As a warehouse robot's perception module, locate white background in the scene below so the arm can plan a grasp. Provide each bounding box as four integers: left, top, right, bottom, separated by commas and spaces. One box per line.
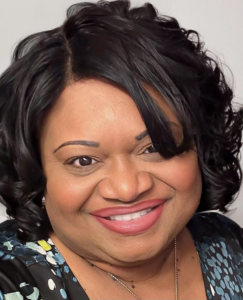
0, 0, 242, 225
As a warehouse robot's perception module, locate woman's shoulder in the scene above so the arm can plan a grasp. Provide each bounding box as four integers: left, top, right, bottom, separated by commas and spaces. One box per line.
188, 211, 243, 251
0, 219, 41, 258
0, 219, 89, 299
0, 218, 19, 239
188, 211, 243, 246
0, 219, 65, 267
193, 211, 242, 227
188, 212, 243, 299
0, 219, 26, 256
0, 220, 41, 298
0, 219, 68, 299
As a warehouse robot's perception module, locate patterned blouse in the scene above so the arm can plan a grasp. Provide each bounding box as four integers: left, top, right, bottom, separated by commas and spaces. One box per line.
0, 212, 242, 300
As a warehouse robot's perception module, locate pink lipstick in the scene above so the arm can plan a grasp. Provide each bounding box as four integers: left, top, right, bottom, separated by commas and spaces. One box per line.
91, 199, 165, 235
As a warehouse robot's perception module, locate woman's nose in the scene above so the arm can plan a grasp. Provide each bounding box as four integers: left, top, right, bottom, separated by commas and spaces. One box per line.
98, 159, 153, 202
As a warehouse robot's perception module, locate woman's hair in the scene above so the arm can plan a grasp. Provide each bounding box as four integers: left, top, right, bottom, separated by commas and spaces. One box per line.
0, 0, 242, 241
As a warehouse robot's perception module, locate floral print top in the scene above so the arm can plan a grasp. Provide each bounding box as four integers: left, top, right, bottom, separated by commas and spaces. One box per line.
0, 212, 242, 300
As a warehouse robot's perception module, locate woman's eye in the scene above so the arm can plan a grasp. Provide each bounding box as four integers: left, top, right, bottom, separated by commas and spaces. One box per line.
144, 145, 158, 154
71, 156, 97, 167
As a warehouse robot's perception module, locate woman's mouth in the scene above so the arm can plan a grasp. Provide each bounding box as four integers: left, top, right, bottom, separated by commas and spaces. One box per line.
91, 199, 165, 235
106, 207, 154, 221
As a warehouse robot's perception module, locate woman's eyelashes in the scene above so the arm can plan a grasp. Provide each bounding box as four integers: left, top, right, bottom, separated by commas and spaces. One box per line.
65, 156, 99, 168
64, 144, 160, 168
143, 144, 157, 154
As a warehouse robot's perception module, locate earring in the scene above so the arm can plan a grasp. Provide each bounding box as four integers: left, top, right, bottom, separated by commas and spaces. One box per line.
42, 196, 45, 208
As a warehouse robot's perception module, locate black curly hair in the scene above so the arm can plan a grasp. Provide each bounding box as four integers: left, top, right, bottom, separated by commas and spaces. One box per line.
0, 0, 242, 242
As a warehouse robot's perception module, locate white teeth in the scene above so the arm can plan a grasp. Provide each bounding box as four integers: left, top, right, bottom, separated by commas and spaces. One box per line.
109, 208, 152, 221
114, 215, 123, 221
122, 214, 132, 221
140, 209, 147, 216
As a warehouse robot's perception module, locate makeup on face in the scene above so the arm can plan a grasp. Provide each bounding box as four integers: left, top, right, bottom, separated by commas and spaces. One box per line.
53, 130, 148, 154
41, 79, 202, 264
91, 198, 166, 235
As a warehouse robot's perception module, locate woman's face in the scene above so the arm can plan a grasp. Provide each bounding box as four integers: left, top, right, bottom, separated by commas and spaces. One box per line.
40, 79, 202, 264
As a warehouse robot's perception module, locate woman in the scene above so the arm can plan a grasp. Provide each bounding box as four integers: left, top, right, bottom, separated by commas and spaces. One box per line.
0, 0, 242, 299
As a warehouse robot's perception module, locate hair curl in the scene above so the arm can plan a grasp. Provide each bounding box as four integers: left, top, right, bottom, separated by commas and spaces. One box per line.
0, 0, 242, 241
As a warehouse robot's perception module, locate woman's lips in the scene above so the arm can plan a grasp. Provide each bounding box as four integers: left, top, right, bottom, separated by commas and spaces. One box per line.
91, 198, 166, 217
91, 199, 165, 235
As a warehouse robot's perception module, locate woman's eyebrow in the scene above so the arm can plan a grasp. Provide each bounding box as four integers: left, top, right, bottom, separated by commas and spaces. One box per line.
53, 130, 148, 154
53, 140, 99, 154
135, 130, 148, 141
135, 123, 182, 142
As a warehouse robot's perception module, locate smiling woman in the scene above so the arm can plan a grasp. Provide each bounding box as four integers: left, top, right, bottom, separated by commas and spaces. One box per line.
41, 80, 202, 266
0, 1, 243, 300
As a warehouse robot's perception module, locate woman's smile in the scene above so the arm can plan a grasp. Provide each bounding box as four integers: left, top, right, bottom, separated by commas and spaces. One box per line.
40, 79, 202, 264
91, 198, 167, 235
92, 203, 165, 235
106, 207, 154, 221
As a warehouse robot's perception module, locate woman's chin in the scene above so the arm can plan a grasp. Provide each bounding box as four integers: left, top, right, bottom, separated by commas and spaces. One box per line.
103, 245, 162, 266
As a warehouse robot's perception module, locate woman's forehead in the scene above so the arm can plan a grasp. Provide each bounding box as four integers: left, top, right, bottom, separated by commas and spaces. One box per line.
40, 79, 144, 148
40, 79, 180, 149
50, 79, 179, 124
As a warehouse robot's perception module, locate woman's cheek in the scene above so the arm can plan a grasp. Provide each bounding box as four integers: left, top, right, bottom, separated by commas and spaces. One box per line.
153, 151, 202, 194
45, 171, 99, 213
